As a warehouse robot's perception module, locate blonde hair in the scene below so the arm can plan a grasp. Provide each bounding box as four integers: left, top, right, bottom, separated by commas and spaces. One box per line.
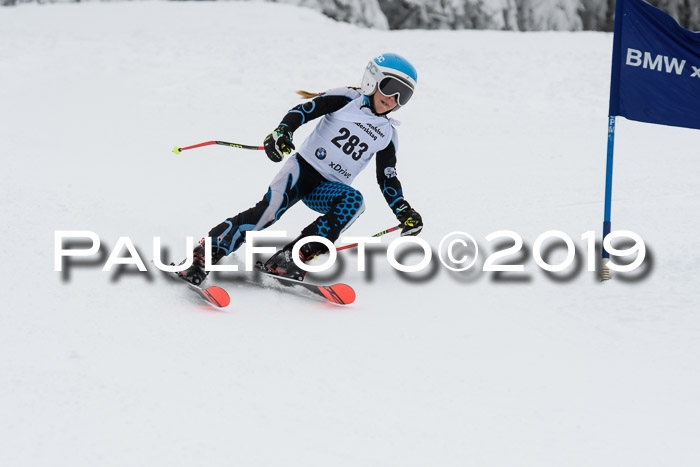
296, 86, 361, 100
296, 90, 320, 99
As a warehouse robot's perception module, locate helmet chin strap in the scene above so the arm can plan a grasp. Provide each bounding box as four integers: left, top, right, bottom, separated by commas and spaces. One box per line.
362, 93, 394, 116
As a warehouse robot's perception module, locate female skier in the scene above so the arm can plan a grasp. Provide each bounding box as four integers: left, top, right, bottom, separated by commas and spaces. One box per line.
178, 53, 424, 285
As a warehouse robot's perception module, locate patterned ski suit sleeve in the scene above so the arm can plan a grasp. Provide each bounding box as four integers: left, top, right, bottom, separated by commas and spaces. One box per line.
279, 89, 354, 132
375, 135, 406, 215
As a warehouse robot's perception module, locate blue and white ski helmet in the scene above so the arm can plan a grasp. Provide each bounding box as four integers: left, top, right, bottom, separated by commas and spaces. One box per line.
361, 53, 417, 108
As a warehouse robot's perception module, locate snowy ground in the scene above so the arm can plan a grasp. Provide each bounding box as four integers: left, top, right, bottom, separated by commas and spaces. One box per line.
2, 2, 700, 466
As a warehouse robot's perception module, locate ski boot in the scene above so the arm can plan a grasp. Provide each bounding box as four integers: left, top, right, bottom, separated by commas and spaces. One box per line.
176, 238, 225, 286
261, 237, 329, 281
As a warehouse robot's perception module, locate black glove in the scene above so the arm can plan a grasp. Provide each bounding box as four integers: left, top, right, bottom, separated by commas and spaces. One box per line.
263, 125, 295, 162
395, 201, 423, 237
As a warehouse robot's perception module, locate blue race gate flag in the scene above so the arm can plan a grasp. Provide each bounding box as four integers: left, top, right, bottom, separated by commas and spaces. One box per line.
602, 0, 700, 280
609, 0, 700, 130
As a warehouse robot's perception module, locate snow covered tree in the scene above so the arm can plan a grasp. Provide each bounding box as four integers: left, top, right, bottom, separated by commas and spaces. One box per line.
270, 0, 389, 29
3, 0, 699, 32
516, 0, 583, 30
378, 0, 518, 30
579, 0, 612, 30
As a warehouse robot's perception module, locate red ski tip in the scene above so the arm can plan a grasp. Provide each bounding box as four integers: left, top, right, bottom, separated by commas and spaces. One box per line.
318, 283, 356, 305
201, 286, 231, 307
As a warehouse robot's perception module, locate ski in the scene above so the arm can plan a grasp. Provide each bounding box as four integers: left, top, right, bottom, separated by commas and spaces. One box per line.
253, 263, 356, 305
184, 282, 231, 308
159, 263, 231, 308
156, 260, 350, 307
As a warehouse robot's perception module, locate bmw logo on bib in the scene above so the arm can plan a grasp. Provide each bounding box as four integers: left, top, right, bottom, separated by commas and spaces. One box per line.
315, 147, 327, 160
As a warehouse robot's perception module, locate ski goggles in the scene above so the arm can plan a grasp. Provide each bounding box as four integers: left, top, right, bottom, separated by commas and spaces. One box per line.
377, 76, 414, 106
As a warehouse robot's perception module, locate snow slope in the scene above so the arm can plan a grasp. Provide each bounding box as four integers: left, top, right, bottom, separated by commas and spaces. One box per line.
1, 2, 700, 466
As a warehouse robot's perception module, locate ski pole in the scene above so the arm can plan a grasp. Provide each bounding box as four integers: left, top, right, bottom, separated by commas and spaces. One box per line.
173, 140, 264, 155
305, 225, 401, 261
337, 225, 402, 252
